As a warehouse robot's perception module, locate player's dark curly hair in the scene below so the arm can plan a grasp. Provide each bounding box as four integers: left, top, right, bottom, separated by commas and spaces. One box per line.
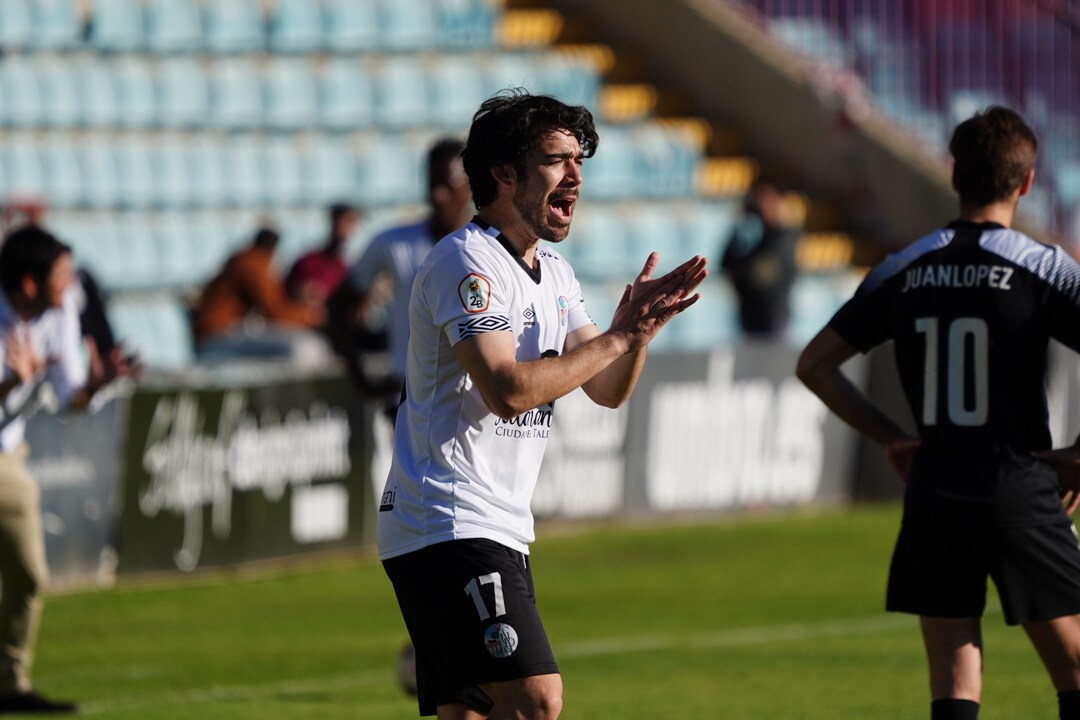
462, 88, 598, 208
0, 225, 70, 298
949, 106, 1037, 207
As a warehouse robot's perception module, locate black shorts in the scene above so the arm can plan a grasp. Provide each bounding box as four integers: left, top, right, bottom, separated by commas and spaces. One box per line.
382, 539, 559, 717
887, 496, 1080, 626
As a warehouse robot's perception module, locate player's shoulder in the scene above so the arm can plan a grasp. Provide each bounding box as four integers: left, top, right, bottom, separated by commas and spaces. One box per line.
858, 227, 954, 295
978, 227, 1079, 284
419, 223, 501, 276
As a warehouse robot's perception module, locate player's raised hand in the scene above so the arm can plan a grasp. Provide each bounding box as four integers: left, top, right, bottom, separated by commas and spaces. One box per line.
609, 253, 708, 350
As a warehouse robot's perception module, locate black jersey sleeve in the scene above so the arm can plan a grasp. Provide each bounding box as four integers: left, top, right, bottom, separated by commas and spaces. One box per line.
828, 278, 893, 353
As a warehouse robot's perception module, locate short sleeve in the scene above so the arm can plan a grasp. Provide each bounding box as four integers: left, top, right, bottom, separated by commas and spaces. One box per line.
424, 248, 512, 346
827, 277, 893, 353
565, 274, 594, 334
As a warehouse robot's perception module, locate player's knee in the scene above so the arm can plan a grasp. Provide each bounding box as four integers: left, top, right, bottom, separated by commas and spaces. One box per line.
521, 686, 562, 720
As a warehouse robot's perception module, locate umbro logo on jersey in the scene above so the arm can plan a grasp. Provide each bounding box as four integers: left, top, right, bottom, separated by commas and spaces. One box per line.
523, 307, 536, 328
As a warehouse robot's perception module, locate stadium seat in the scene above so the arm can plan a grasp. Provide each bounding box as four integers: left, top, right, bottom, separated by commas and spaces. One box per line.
261, 136, 304, 206
264, 57, 318, 130
187, 136, 229, 207
153, 135, 194, 208
373, 55, 430, 129
304, 134, 361, 205
318, 57, 376, 130
534, 53, 600, 109
203, 0, 265, 54
428, 53, 489, 129
152, 214, 201, 287
2, 137, 47, 200
37, 55, 80, 128
0, 54, 43, 127
156, 57, 210, 128
270, 0, 324, 53
210, 57, 264, 130
146, 0, 202, 54
582, 125, 636, 200
436, 0, 497, 50
379, 0, 438, 51
31, 0, 81, 50
109, 213, 158, 289
680, 200, 739, 261
356, 133, 423, 205
40, 134, 83, 208
114, 136, 156, 209
76, 58, 119, 128
0, 0, 33, 48
185, 211, 235, 282
112, 56, 156, 128
323, 0, 379, 52
223, 134, 264, 207
89, 0, 144, 52
108, 294, 195, 370
73, 212, 125, 288
77, 136, 121, 208
482, 52, 543, 99
633, 125, 701, 199
568, 204, 630, 280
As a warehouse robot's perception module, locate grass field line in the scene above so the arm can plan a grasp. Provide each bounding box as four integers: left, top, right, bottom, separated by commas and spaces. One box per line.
559, 613, 917, 658
76, 613, 919, 714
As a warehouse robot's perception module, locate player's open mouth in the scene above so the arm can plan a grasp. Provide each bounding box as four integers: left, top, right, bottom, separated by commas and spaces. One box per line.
549, 196, 575, 223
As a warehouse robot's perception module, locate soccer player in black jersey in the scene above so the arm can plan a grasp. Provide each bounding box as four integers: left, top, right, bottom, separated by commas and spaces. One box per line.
798, 107, 1080, 720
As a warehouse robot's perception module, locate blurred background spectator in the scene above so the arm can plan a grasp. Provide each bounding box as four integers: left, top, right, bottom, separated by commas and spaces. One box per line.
284, 202, 361, 306
720, 179, 800, 339
327, 137, 471, 412
192, 227, 328, 365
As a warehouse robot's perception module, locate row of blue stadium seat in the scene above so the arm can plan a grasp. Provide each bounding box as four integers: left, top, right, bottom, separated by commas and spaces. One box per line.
1, 131, 432, 209
100, 271, 855, 370
0, 123, 706, 211
46, 199, 736, 296
0, 51, 599, 131
0, 0, 496, 54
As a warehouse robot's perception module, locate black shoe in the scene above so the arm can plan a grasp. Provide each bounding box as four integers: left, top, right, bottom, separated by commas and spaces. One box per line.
0, 691, 77, 714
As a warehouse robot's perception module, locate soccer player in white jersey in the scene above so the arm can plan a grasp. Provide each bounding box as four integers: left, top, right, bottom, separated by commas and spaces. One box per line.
798, 107, 1080, 720
377, 90, 708, 719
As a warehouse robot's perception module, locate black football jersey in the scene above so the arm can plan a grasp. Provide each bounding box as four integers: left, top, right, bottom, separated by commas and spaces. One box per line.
830, 221, 1080, 518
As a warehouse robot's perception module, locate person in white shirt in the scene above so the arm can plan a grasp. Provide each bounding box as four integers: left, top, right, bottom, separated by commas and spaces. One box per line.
378, 89, 708, 720
330, 137, 473, 415
0, 225, 136, 715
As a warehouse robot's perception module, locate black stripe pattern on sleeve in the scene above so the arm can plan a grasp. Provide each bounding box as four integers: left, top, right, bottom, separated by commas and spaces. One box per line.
458, 315, 512, 338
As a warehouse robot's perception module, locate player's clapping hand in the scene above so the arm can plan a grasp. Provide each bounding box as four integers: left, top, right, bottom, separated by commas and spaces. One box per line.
4, 326, 44, 383
610, 253, 708, 350
1034, 446, 1080, 514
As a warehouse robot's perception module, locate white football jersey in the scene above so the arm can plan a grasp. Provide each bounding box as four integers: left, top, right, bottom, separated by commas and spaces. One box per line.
377, 219, 594, 560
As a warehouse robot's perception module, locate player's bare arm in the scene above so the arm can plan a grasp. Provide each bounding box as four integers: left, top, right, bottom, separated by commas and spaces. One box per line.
454, 254, 707, 418
797, 326, 920, 480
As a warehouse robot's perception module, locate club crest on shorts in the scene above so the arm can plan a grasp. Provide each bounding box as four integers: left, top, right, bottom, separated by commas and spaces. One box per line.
459, 273, 492, 313
483, 623, 519, 658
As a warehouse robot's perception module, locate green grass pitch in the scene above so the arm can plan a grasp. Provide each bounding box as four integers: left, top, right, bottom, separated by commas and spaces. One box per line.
36, 503, 1057, 718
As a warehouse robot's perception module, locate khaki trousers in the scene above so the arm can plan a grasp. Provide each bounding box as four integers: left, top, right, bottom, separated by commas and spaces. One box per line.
0, 445, 47, 694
